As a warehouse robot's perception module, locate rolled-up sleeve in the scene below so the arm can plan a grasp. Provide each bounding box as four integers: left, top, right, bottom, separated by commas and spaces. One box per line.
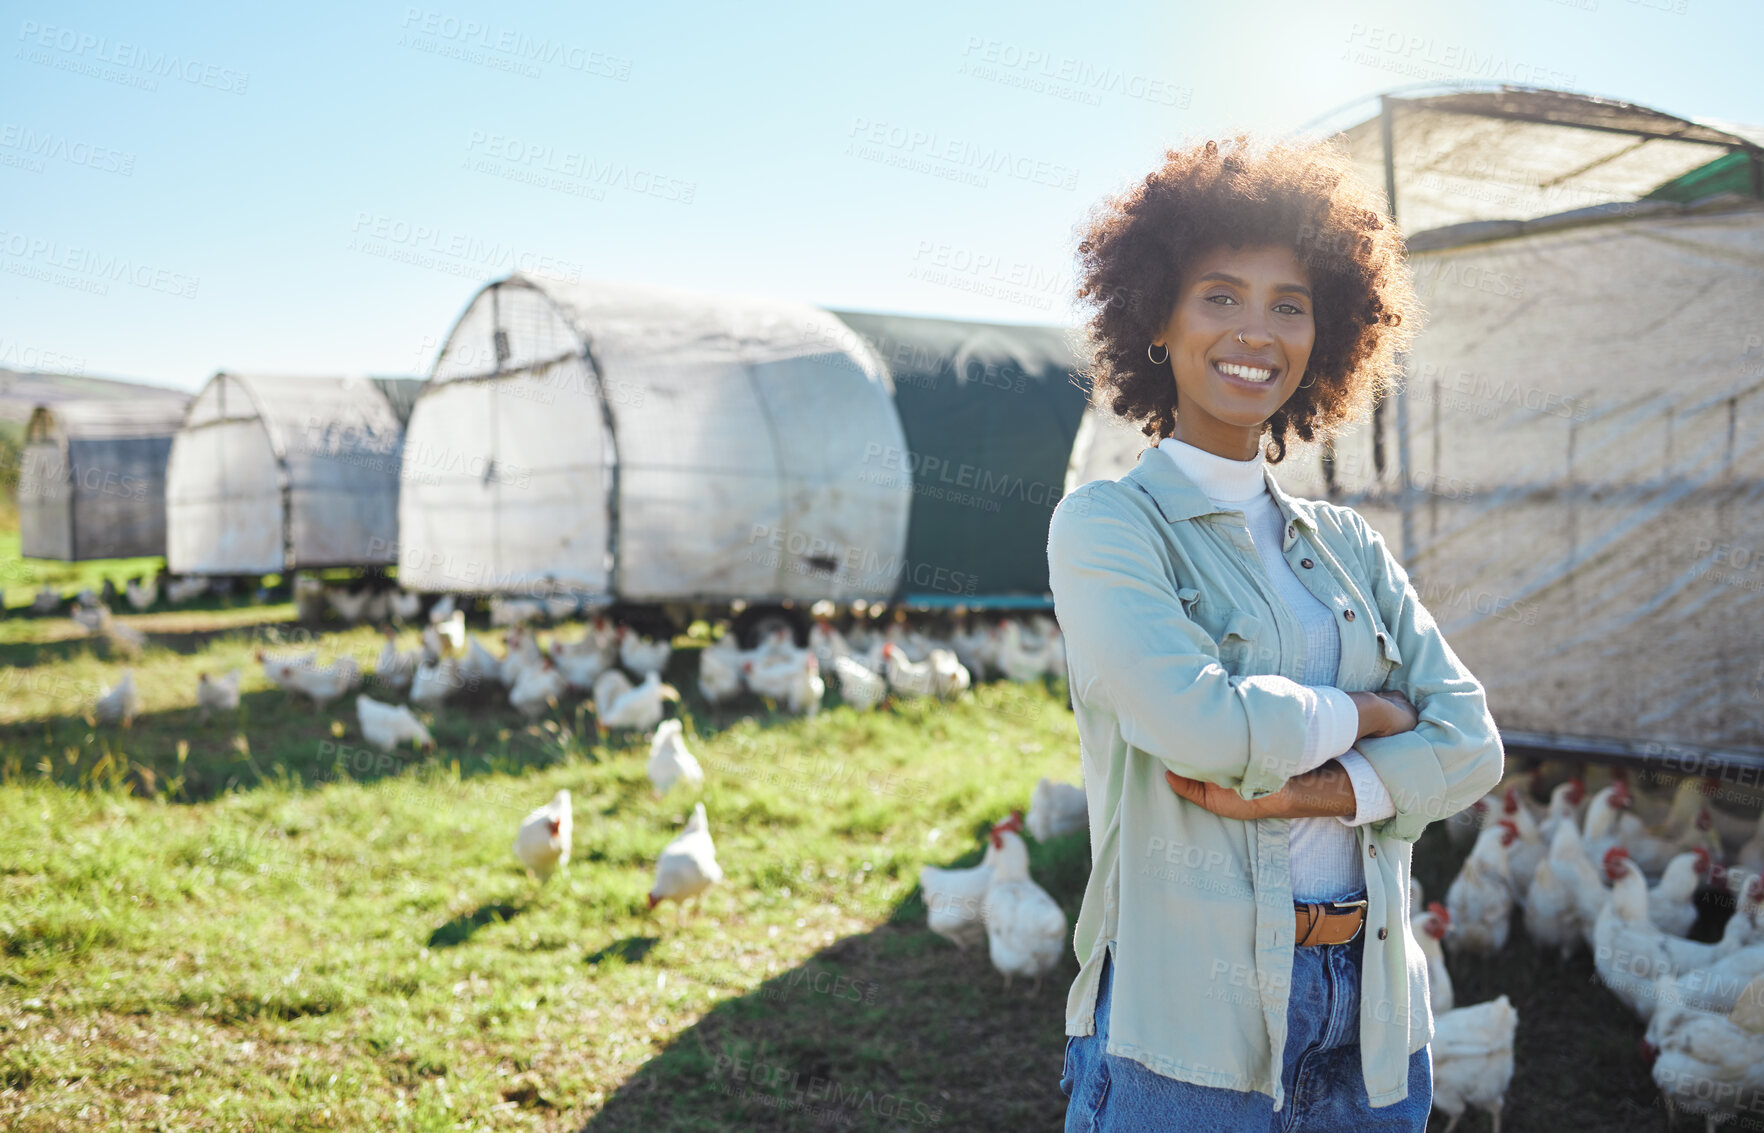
1047, 486, 1313, 802
1345, 510, 1505, 842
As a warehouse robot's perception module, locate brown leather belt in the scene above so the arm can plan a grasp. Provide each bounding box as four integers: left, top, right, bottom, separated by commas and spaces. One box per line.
1294, 899, 1368, 946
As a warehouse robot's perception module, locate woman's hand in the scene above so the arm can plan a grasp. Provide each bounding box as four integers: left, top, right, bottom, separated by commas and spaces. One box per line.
1351, 690, 1419, 739
1166, 762, 1359, 820
1163, 771, 1273, 820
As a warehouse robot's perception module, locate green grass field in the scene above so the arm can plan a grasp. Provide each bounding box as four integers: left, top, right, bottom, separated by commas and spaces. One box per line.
0, 604, 1690, 1132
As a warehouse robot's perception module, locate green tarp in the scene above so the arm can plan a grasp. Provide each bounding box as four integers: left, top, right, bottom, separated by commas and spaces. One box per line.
829, 311, 1088, 605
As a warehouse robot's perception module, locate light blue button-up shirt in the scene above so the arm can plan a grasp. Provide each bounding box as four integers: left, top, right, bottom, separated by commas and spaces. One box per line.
1049, 445, 1504, 1110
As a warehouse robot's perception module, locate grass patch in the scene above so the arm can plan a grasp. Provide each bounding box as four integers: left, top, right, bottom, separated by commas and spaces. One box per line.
0, 607, 1681, 1130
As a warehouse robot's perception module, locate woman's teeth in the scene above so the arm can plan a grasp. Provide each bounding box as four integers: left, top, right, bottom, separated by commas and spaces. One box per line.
1217, 361, 1275, 384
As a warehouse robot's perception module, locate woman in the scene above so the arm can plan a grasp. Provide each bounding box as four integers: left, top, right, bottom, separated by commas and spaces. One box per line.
1050, 136, 1504, 1131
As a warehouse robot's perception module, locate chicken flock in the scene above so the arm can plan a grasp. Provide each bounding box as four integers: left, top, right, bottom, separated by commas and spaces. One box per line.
1431, 765, 1764, 1132
43, 574, 1764, 1126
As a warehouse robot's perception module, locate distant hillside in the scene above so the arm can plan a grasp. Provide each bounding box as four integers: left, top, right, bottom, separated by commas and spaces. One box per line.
0, 367, 190, 427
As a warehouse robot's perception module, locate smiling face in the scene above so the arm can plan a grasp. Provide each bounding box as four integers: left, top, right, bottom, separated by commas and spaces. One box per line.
1150, 243, 1316, 460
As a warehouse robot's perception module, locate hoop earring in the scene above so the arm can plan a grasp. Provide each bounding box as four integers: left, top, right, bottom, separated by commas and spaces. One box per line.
1147, 343, 1169, 365
1296, 372, 1316, 389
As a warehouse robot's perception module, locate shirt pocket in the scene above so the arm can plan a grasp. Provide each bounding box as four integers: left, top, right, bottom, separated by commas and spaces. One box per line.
1215, 608, 1264, 675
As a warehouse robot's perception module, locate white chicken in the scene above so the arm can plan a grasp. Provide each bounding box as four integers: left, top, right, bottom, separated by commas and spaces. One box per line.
196, 669, 241, 721
619, 625, 673, 678
1619, 803, 1722, 881
166, 575, 209, 604
1646, 972, 1764, 1131
499, 626, 542, 689
427, 593, 457, 624
982, 826, 1068, 991
1429, 994, 1519, 1133
509, 655, 567, 722
286, 656, 362, 711
948, 622, 998, 682
550, 642, 608, 693
432, 608, 467, 654
647, 719, 704, 797
30, 586, 61, 614
808, 618, 850, 671
1649, 849, 1713, 940
375, 627, 421, 694
356, 694, 434, 752
920, 814, 1020, 951
648, 802, 723, 917
1595, 846, 1751, 1022
1411, 902, 1454, 1013
696, 635, 747, 705
457, 637, 501, 691
597, 671, 677, 733
1536, 776, 1586, 845
1445, 818, 1516, 955
410, 653, 460, 709
1580, 781, 1634, 866
1524, 812, 1612, 958
256, 648, 316, 698
93, 669, 139, 727
388, 589, 423, 623
513, 789, 572, 883
125, 576, 157, 611
832, 653, 888, 712
1499, 785, 1546, 900
325, 586, 372, 624
490, 595, 544, 627
1026, 778, 1088, 842
996, 619, 1062, 683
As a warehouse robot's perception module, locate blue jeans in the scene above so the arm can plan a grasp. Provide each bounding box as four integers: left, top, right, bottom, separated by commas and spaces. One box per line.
1059, 930, 1432, 1131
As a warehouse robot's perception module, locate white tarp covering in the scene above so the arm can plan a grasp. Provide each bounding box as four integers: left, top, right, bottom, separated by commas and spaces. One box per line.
1273, 200, 1764, 753
400, 276, 912, 601
166, 373, 406, 574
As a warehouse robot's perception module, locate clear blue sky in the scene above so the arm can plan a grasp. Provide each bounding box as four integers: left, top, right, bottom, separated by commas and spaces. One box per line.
5, 0, 1762, 391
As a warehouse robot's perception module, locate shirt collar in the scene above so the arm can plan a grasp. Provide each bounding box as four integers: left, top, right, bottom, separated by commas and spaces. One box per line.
1124, 437, 1319, 534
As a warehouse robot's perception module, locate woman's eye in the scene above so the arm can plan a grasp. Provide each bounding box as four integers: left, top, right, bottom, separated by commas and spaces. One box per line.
1275, 302, 1307, 316
1205, 294, 1236, 306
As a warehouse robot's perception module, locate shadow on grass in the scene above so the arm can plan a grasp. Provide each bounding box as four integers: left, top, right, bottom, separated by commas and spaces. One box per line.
578, 827, 1092, 1133
428, 901, 527, 948
588, 936, 660, 967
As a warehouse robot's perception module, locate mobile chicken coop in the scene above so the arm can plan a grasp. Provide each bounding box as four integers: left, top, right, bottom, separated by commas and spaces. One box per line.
396, 275, 913, 637
17, 395, 190, 561
1283, 85, 1764, 778
827, 311, 1094, 609
164, 373, 422, 576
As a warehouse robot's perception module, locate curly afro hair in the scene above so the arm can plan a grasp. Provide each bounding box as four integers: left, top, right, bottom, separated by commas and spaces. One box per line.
1074, 135, 1421, 462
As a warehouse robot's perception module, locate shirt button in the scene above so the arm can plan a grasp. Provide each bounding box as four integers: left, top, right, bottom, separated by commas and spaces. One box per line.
1343, 609, 1356, 622
1300, 558, 1313, 569
1377, 927, 1388, 940
1368, 844, 1377, 857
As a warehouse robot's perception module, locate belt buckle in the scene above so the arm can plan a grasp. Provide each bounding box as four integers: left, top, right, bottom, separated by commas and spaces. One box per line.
1330, 898, 1368, 943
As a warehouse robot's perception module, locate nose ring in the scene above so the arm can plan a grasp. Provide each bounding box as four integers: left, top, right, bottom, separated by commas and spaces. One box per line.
1237, 330, 1249, 345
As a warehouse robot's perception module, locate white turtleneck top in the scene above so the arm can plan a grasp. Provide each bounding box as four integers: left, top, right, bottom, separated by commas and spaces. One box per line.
1156, 436, 1396, 901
